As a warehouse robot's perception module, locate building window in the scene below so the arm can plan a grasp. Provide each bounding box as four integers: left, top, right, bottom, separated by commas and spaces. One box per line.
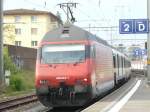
31, 28, 38, 35
15, 41, 21, 46
15, 16, 21, 22
31, 16, 37, 22
31, 41, 38, 46
15, 28, 21, 35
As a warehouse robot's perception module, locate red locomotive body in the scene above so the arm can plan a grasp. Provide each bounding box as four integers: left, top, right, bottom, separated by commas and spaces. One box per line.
35, 24, 131, 107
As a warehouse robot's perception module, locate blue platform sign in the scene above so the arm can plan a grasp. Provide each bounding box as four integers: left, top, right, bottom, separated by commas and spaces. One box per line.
119, 19, 133, 34
141, 49, 147, 55
133, 49, 147, 56
135, 19, 149, 33
119, 19, 149, 34
134, 49, 141, 56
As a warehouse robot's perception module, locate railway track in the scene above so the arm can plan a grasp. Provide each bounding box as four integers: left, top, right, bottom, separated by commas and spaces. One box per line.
0, 94, 38, 111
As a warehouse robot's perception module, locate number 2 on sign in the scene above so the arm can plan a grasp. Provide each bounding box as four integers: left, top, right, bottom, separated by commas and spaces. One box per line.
124, 24, 130, 32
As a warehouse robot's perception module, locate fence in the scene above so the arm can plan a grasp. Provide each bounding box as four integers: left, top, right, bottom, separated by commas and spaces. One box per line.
5, 45, 37, 70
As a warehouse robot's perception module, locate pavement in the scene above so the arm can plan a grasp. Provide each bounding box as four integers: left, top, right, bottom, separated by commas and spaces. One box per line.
82, 76, 150, 112
120, 78, 150, 112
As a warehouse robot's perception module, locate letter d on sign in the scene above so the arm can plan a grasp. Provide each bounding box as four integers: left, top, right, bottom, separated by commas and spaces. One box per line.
139, 24, 145, 31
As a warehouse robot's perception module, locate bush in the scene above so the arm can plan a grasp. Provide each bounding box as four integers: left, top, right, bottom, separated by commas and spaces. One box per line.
10, 74, 26, 91
3, 47, 35, 93
4, 47, 19, 74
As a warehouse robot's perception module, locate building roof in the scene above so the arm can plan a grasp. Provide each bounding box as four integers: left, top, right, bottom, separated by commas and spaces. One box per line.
4, 9, 62, 23
5, 9, 51, 15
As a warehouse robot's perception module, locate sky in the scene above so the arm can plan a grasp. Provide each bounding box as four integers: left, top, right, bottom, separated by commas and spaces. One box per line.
4, 0, 148, 46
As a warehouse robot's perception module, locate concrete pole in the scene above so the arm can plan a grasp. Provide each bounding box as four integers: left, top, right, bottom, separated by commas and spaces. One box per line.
0, 0, 4, 87
147, 0, 150, 83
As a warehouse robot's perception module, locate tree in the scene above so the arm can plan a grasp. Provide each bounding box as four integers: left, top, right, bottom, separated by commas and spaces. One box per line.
3, 24, 15, 45
3, 47, 18, 74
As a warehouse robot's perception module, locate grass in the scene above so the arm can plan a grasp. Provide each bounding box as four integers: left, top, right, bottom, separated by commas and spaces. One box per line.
1, 70, 35, 97
1, 47, 35, 98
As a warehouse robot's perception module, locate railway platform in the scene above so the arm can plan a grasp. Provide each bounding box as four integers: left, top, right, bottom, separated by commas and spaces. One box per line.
119, 78, 150, 112
82, 76, 150, 112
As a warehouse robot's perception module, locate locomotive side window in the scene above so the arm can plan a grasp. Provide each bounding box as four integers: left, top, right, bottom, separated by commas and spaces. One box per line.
41, 44, 85, 64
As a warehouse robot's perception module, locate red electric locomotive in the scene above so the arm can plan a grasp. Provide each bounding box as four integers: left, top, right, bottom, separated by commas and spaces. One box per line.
35, 23, 131, 107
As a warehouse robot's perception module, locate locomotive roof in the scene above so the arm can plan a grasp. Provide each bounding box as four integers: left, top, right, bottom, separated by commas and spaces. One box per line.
42, 24, 129, 59
42, 24, 108, 45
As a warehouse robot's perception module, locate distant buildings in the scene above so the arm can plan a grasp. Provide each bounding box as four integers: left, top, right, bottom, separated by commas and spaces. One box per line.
114, 44, 146, 60
3, 9, 62, 48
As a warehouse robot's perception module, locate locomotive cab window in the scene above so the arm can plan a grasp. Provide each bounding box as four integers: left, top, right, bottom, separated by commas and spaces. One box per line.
41, 44, 85, 64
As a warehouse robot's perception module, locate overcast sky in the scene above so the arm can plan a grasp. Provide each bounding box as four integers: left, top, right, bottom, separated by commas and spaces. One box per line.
4, 0, 148, 46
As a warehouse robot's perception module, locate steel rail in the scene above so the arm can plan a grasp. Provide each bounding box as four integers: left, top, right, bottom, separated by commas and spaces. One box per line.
0, 94, 38, 111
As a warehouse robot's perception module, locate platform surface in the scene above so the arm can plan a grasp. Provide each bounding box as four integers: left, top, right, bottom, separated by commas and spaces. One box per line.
120, 78, 150, 112
82, 76, 150, 112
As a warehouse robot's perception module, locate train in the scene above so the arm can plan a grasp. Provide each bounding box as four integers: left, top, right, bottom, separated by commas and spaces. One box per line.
35, 23, 131, 107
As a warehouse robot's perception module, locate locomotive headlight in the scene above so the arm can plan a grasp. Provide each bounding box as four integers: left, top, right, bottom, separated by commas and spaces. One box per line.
75, 78, 88, 93
39, 80, 48, 85
83, 78, 88, 82
76, 78, 88, 84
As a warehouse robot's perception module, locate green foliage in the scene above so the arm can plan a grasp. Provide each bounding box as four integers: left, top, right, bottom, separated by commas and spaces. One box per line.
3, 47, 35, 93
3, 47, 18, 74
10, 74, 25, 91
3, 24, 15, 44
8, 70, 34, 92
20, 70, 35, 89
